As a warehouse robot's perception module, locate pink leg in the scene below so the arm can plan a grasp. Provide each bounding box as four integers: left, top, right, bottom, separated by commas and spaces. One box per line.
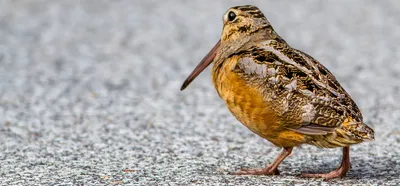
302, 146, 351, 180
231, 147, 293, 175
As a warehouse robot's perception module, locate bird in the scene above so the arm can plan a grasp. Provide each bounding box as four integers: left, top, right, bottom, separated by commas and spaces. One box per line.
180, 5, 374, 180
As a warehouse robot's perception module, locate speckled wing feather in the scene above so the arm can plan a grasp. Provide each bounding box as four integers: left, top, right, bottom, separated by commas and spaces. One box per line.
231, 39, 368, 137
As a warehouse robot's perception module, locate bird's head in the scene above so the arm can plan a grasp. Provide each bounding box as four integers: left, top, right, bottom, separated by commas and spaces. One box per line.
181, 5, 273, 91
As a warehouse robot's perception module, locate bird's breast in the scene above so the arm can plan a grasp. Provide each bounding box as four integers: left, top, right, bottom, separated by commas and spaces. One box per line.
211, 57, 281, 138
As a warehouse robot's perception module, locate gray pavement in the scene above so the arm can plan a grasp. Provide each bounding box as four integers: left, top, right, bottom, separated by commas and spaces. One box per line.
0, 0, 399, 185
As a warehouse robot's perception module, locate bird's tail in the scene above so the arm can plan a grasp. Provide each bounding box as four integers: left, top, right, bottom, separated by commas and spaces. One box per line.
309, 118, 374, 148
339, 118, 375, 141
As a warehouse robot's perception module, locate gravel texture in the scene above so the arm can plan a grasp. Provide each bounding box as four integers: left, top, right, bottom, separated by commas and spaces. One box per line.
0, 0, 399, 185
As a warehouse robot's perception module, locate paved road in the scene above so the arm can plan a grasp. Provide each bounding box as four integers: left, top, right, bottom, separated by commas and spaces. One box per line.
0, 0, 399, 185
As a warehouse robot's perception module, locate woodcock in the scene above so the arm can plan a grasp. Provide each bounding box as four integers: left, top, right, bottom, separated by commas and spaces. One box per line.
180, 5, 374, 180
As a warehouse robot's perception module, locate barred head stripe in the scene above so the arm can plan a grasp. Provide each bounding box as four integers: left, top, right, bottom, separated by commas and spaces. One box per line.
236, 6, 258, 11
232, 5, 265, 19
250, 13, 266, 18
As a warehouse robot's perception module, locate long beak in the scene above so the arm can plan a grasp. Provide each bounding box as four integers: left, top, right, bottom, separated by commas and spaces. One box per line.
180, 40, 221, 91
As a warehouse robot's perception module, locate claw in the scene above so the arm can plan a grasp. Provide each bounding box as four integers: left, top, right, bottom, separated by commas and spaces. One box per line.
301, 169, 346, 181
231, 167, 280, 175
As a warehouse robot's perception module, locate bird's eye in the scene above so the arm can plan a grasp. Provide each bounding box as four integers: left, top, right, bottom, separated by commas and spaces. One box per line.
228, 11, 236, 22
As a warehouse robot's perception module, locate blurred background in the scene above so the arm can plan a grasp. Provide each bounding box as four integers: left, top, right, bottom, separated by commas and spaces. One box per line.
0, 0, 399, 185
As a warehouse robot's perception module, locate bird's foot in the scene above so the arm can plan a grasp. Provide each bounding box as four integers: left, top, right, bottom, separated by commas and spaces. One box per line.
301, 166, 348, 180
231, 167, 280, 175
301, 146, 351, 180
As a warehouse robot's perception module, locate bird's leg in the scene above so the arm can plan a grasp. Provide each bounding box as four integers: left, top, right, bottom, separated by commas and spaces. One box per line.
231, 147, 293, 175
301, 146, 351, 180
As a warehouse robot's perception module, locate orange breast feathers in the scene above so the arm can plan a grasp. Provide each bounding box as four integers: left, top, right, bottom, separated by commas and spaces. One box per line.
212, 57, 307, 147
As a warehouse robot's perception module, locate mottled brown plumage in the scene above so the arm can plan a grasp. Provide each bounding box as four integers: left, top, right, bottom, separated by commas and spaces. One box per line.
181, 5, 374, 180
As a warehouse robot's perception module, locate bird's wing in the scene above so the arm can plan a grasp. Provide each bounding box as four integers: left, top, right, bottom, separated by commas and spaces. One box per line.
231, 39, 363, 135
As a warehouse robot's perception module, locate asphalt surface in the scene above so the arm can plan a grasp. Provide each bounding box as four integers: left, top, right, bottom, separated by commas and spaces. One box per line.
0, 0, 400, 185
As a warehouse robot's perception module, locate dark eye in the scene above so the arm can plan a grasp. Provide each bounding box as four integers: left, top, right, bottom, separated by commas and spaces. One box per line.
228, 11, 236, 22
